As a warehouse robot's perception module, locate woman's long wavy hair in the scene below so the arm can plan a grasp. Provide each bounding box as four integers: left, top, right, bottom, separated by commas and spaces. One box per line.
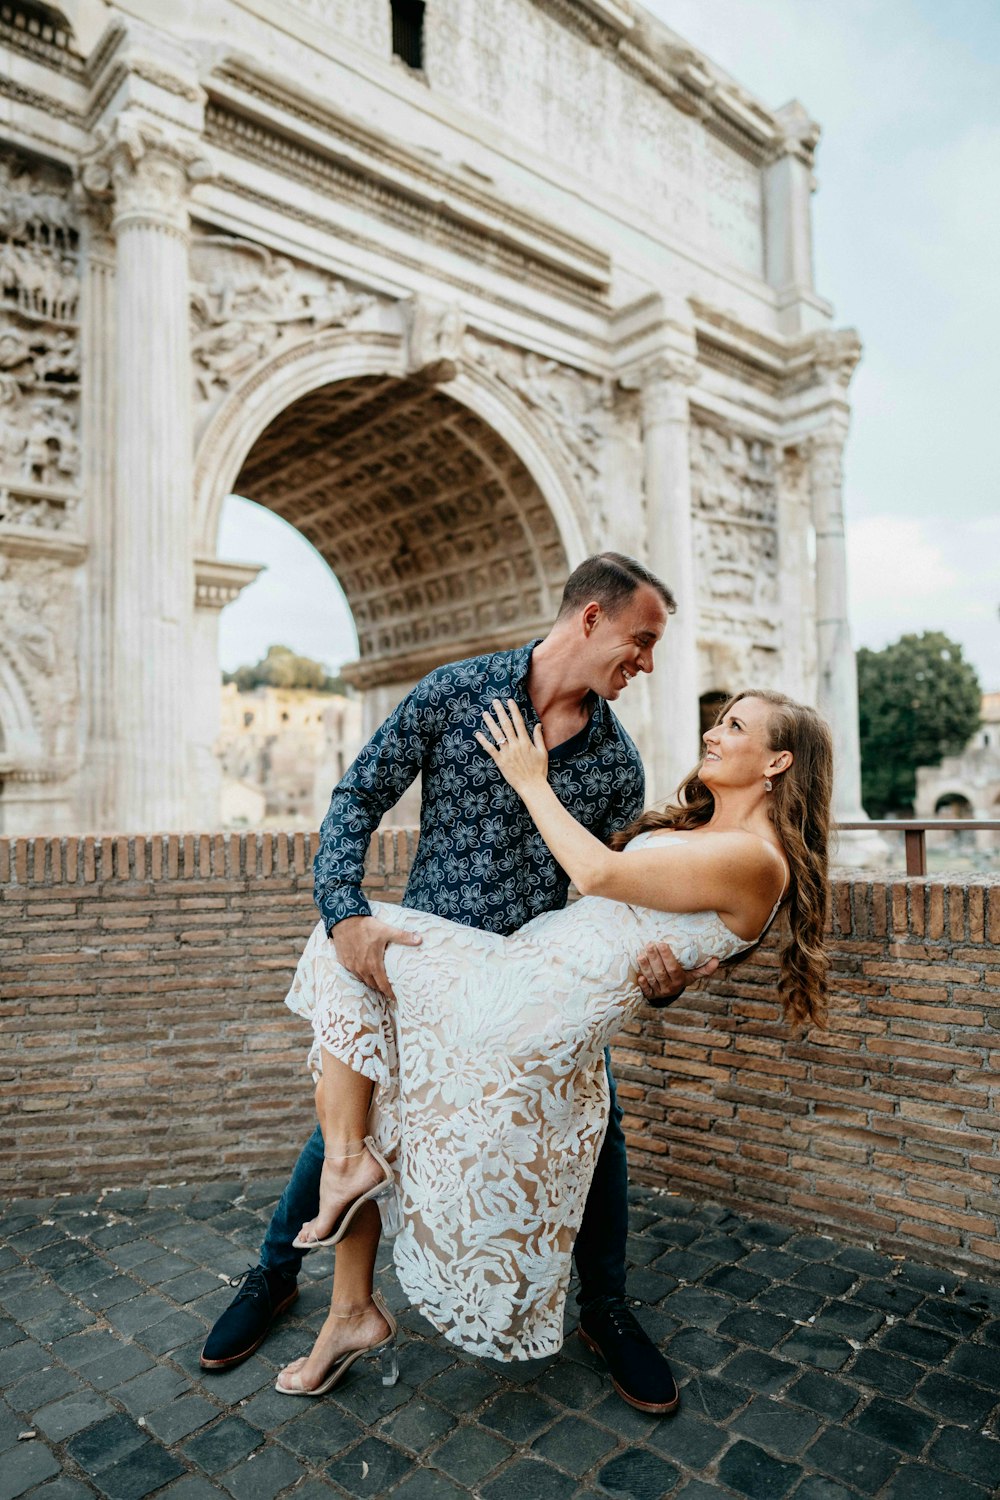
611, 690, 833, 1028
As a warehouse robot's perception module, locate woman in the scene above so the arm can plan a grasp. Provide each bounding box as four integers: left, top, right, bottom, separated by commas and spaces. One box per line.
275, 689, 832, 1396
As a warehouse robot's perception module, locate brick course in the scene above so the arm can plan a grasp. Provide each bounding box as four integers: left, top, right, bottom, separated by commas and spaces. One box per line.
1, 834, 998, 1276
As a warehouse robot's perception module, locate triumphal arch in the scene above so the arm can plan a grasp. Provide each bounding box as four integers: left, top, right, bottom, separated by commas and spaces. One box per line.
0, 0, 867, 834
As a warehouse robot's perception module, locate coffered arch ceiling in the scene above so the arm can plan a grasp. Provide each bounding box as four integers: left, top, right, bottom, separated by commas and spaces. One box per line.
234, 375, 570, 687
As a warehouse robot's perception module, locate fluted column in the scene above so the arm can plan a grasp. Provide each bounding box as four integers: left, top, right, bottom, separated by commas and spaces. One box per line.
82, 118, 210, 829
639, 357, 700, 803
809, 423, 865, 820
77, 213, 118, 831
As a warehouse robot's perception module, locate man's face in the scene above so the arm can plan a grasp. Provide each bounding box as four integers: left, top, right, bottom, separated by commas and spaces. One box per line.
580, 584, 670, 701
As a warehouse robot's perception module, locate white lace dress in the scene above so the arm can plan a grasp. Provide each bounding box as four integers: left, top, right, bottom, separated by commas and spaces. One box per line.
284, 831, 774, 1360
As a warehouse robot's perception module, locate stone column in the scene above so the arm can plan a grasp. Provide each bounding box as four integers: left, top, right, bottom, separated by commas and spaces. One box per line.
639, 357, 701, 803
76, 212, 117, 831
82, 118, 210, 829
809, 422, 865, 821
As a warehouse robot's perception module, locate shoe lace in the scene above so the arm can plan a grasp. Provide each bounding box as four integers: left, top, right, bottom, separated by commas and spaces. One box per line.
228, 1264, 269, 1303
599, 1300, 644, 1342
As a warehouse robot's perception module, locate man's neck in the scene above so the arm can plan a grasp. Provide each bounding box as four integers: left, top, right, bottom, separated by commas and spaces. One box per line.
525, 629, 593, 721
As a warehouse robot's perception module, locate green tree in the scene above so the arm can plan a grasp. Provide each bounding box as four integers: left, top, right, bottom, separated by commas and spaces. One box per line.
857, 631, 981, 817
223, 644, 349, 695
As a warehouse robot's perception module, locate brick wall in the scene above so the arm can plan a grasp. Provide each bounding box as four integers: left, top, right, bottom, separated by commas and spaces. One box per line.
2, 834, 998, 1276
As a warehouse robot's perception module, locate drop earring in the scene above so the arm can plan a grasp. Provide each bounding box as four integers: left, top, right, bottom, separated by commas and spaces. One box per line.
763, 776, 773, 792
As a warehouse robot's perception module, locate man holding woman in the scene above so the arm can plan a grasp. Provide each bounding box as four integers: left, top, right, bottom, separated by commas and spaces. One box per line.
201, 552, 831, 1415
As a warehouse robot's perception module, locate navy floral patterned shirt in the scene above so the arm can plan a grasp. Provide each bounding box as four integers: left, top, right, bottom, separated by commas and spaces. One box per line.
314, 640, 645, 937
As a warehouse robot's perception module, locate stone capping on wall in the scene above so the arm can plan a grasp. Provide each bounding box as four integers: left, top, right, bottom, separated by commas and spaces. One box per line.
2, 831, 999, 1278
0, 830, 416, 887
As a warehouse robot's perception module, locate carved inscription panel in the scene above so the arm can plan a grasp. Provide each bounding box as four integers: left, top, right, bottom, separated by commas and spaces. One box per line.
425, 0, 763, 275
285, 0, 390, 55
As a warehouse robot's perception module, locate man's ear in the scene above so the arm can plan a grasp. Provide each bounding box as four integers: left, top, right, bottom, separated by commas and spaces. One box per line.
581, 602, 602, 636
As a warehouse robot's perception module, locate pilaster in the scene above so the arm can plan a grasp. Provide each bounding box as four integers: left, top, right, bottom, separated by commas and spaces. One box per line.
637, 352, 701, 803
76, 209, 117, 831
189, 559, 265, 829
764, 102, 830, 337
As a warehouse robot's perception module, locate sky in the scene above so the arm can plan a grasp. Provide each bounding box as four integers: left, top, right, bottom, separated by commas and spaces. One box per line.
219, 0, 1000, 689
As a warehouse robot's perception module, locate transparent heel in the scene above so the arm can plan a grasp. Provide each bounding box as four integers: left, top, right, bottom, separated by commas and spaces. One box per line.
380, 1339, 399, 1387
374, 1184, 403, 1238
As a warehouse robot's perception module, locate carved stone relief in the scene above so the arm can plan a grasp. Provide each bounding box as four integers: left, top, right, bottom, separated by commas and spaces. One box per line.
426, 0, 763, 275
0, 156, 80, 519
463, 330, 610, 540
189, 233, 377, 420
0, 553, 78, 763
691, 418, 780, 662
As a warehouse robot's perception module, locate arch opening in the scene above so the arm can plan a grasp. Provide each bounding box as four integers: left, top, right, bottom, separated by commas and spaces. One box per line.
231, 374, 570, 698
934, 793, 974, 819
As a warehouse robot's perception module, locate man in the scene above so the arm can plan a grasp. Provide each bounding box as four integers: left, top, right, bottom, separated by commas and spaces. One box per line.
202, 552, 712, 1412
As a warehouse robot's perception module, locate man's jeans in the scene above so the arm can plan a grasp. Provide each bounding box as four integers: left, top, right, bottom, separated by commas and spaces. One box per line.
261, 1050, 629, 1309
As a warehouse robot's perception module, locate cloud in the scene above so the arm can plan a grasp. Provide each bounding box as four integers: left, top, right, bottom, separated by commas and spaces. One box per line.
847, 515, 997, 686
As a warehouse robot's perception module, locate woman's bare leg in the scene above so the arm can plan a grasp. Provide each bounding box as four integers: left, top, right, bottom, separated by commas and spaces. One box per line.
277, 1202, 390, 1389
296, 1050, 385, 1244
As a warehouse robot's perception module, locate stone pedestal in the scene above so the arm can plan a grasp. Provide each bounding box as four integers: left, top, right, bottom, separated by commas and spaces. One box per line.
640, 359, 701, 804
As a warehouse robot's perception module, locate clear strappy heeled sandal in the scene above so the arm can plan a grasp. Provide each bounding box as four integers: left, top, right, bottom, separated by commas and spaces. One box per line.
275, 1289, 398, 1394
292, 1136, 402, 1249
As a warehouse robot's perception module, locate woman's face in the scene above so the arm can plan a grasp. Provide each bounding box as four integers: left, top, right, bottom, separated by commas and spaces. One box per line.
700, 696, 779, 790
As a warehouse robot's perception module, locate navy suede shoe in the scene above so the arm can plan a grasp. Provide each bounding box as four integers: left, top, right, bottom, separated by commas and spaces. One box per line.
579, 1299, 680, 1414
200, 1264, 298, 1370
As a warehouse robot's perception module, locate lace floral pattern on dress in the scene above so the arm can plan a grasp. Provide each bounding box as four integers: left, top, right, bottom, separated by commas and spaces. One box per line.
285, 832, 756, 1360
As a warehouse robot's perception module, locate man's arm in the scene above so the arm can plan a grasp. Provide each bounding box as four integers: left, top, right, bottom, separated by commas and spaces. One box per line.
313, 675, 440, 933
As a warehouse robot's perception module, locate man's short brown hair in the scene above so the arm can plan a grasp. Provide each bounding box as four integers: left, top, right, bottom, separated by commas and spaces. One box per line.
557, 552, 676, 620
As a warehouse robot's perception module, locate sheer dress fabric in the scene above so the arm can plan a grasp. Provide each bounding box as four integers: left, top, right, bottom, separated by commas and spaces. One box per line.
284, 832, 761, 1360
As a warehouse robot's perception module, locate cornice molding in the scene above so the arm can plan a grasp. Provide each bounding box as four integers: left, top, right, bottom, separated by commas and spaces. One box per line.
0, 523, 87, 564
0, 1, 85, 76
202, 89, 611, 310
194, 556, 265, 611
206, 58, 610, 295
533, 0, 805, 168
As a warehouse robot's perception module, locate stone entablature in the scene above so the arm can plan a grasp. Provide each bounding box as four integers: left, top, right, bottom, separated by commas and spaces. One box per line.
0, 0, 868, 837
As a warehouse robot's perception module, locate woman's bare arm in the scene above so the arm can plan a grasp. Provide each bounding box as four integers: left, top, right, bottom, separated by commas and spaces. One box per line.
476, 698, 781, 934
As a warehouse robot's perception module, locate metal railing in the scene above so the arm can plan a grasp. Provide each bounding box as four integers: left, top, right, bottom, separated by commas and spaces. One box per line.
837, 820, 1000, 876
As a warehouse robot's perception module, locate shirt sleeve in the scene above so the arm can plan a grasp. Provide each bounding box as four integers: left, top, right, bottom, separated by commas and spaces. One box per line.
313, 673, 441, 933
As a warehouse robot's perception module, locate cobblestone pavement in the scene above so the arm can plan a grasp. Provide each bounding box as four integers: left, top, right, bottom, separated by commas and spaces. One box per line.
2, 1181, 999, 1500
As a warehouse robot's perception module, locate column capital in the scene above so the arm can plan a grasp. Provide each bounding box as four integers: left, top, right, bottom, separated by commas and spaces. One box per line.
768, 100, 821, 167
78, 112, 213, 240
623, 353, 698, 426
807, 328, 862, 393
